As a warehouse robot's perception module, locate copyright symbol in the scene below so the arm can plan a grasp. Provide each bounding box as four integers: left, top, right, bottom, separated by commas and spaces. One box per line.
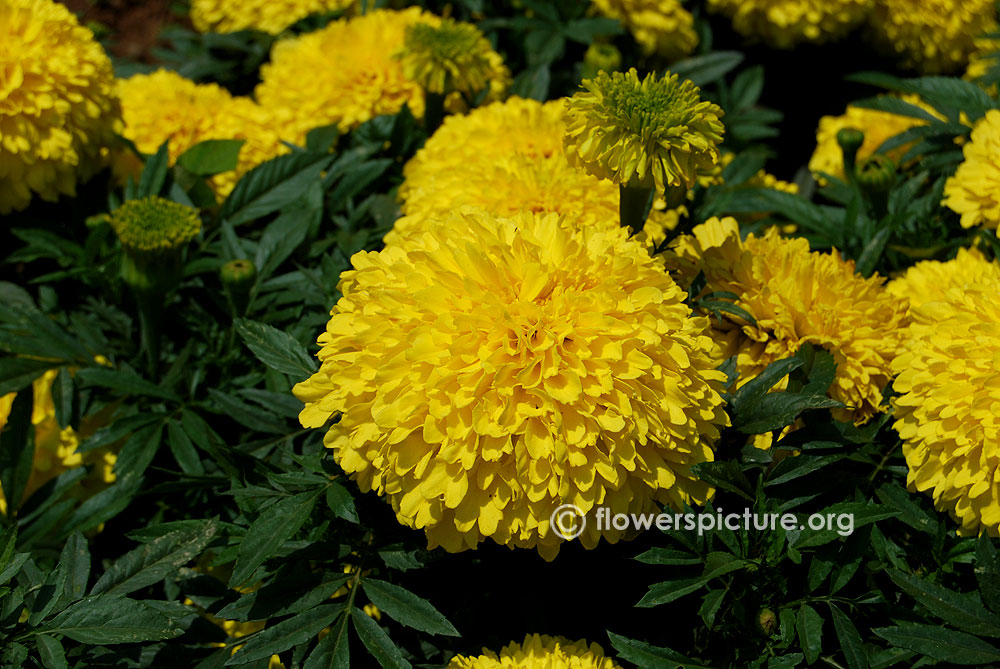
550, 503, 586, 540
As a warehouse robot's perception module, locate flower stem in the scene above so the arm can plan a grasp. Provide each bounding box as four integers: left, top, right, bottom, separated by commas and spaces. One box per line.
619, 184, 653, 236
135, 290, 163, 380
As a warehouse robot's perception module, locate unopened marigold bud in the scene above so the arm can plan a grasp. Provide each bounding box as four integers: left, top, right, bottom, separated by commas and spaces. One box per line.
111, 196, 201, 295
756, 607, 778, 636
221, 259, 257, 316
836, 127, 865, 180
856, 154, 896, 193
582, 42, 622, 79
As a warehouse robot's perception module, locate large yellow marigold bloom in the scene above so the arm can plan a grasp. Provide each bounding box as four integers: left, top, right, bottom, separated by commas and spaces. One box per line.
706, 0, 871, 48
869, 0, 997, 74
449, 634, 622, 668
944, 109, 1000, 230
891, 252, 1000, 534
0, 370, 117, 515
888, 247, 1000, 310
666, 217, 908, 425
118, 70, 289, 198
256, 9, 430, 138
591, 0, 698, 60
392, 98, 675, 247
808, 95, 940, 181
294, 209, 729, 560
564, 68, 724, 193
0, 0, 120, 214
190, 0, 353, 34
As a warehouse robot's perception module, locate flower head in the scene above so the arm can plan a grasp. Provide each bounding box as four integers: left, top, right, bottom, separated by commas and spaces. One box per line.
809, 95, 940, 181
117, 70, 290, 198
256, 9, 432, 136
295, 209, 728, 559
944, 109, 1000, 230
591, 0, 698, 60
0, 0, 120, 213
869, 0, 997, 74
890, 251, 1000, 534
190, 0, 353, 34
449, 634, 622, 668
397, 18, 508, 97
706, 0, 871, 48
110, 196, 202, 254
393, 98, 678, 247
665, 217, 909, 425
563, 69, 724, 193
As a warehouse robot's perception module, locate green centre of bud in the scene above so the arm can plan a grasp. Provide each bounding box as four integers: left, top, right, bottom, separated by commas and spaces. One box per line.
601, 71, 699, 136
405, 20, 482, 64
110, 196, 202, 254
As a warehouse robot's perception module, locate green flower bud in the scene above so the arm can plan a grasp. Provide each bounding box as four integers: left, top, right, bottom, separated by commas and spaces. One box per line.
856, 154, 896, 193
110, 196, 201, 296
582, 43, 622, 80
756, 608, 778, 636
836, 127, 865, 181
221, 258, 258, 316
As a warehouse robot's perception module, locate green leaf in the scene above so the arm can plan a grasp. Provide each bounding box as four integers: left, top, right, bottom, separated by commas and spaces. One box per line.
828, 603, 866, 669
215, 573, 349, 622
137, 141, 170, 198
35, 634, 67, 669
634, 548, 702, 566
875, 484, 937, 535
59, 532, 91, 604
361, 578, 459, 636
75, 367, 180, 401
671, 51, 745, 87
221, 151, 334, 225
734, 392, 842, 434
350, 606, 412, 669
166, 419, 206, 476
766, 454, 845, 487
874, 624, 1000, 665
230, 491, 320, 587
325, 483, 359, 524
0, 357, 54, 395
796, 604, 823, 664
729, 356, 803, 413
177, 139, 245, 176
850, 96, 942, 123
90, 519, 218, 596
855, 227, 892, 278
888, 569, 1000, 637
304, 609, 351, 669
792, 502, 899, 549
690, 460, 754, 502
235, 318, 316, 380
306, 124, 339, 153
41, 595, 183, 644
226, 603, 343, 665
637, 578, 713, 608
606, 632, 715, 668
976, 537, 1000, 613
0, 389, 35, 514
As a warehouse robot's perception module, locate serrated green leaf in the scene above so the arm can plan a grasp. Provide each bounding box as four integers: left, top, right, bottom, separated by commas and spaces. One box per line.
796, 604, 823, 664
137, 141, 170, 198
230, 491, 320, 588
221, 151, 334, 225
75, 367, 179, 401
670, 51, 744, 87
226, 603, 343, 665
606, 632, 714, 668
0, 389, 35, 515
0, 357, 54, 396
889, 569, 1000, 637
976, 537, 1000, 614
874, 624, 1000, 665
177, 139, 245, 176
828, 603, 866, 669
35, 634, 67, 669
304, 609, 351, 669
350, 606, 411, 669
41, 595, 182, 644
235, 319, 316, 380
325, 483, 358, 524
361, 578, 458, 636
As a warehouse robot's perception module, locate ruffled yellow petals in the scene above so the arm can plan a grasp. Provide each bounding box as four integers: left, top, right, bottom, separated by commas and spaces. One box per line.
449, 633, 623, 668
944, 109, 1000, 230
707, 0, 871, 48
591, 0, 698, 60
190, 0, 353, 34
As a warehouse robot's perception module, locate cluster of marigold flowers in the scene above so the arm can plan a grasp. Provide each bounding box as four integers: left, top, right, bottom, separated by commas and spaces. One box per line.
6, 0, 1000, 664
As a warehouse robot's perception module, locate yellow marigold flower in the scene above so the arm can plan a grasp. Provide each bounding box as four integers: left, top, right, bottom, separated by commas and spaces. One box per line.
392, 98, 676, 247
449, 634, 622, 668
869, 0, 997, 74
888, 247, 1000, 310
0, 370, 117, 515
706, 0, 871, 48
666, 217, 909, 425
190, 0, 353, 34
0, 0, 121, 214
944, 109, 1000, 230
890, 253, 1000, 534
117, 70, 290, 198
808, 95, 940, 181
256, 9, 432, 138
110, 196, 201, 253
294, 209, 729, 560
397, 18, 509, 98
966, 38, 1000, 83
564, 68, 725, 193
591, 0, 698, 60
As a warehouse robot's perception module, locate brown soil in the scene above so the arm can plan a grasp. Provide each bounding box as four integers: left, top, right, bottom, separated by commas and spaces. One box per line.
61, 0, 192, 62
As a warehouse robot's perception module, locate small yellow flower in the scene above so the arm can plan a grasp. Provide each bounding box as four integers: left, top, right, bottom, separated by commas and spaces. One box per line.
563, 68, 725, 193
869, 0, 997, 74
449, 634, 622, 668
110, 197, 202, 254
591, 0, 698, 60
295, 209, 729, 559
0, 0, 121, 213
944, 109, 1000, 230
890, 250, 1000, 534
706, 0, 871, 48
397, 18, 509, 98
190, 0, 353, 34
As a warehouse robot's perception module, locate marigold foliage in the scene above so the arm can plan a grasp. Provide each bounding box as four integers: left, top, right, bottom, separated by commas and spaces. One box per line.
295, 209, 729, 559
0, 0, 121, 214
869, 0, 997, 74
944, 109, 1000, 230
706, 0, 871, 48
0, 370, 117, 514
448, 634, 622, 668
110, 196, 202, 253
666, 217, 908, 426
117, 70, 290, 198
393, 98, 677, 247
591, 0, 698, 60
190, 0, 353, 34
256, 9, 431, 137
891, 251, 1000, 534
808, 95, 939, 181
397, 18, 509, 97
564, 68, 725, 193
